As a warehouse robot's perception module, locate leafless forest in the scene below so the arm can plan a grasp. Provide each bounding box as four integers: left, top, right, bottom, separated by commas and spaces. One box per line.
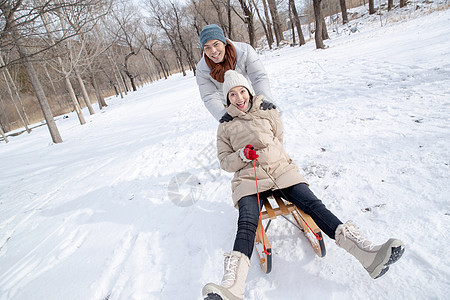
1, 0, 407, 143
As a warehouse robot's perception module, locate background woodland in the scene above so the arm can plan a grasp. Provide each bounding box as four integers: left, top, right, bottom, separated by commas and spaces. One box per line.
0, 0, 441, 143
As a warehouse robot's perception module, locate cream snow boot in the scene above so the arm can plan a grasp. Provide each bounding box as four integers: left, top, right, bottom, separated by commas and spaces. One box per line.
335, 221, 405, 279
202, 251, 250, 300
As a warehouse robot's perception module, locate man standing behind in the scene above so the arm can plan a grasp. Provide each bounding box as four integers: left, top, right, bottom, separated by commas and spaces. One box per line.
196, 24, 276, 122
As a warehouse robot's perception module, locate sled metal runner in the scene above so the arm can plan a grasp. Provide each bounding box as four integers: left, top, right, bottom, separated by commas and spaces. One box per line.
254, 195, 326, 274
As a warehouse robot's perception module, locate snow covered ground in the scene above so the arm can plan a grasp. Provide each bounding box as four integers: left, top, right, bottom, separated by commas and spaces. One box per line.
1, 5, 449, 300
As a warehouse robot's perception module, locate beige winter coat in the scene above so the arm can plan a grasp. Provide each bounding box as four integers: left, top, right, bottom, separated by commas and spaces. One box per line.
217, 95, 307, 207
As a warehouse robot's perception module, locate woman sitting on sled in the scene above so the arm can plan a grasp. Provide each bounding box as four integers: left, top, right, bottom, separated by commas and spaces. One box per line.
202, 70, 405, 300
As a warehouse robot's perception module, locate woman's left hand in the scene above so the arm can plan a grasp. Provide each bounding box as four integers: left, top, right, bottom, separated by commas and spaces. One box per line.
240, 144, 259, 162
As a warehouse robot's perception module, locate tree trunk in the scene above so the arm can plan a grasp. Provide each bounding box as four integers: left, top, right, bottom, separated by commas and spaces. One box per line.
238, 0, 256, 48
261, 0, 274, 48
176, 51, 187, 76
322, 18, 329, 40
155, 13, 186, 76
288, 3, 295, 44
107, 52, 125, 97
121, 73, 129, 93
144, 47, 168, 79
88, 65, 107, 109
0, 95, 10, 133
92, 75, 106, 109
369, 0, 376, 14
313, 0, 325, 49
6, 9, 63, 142
289, 0, 305, 46
124, 52, 137, 91
65, 76, 86, 124
210, 0, 226, 33
0, 124, 8, 143
226, 0, 233, 39
172, 3, 197, 75
23, 55, 63, 142
388, 0, 393, 11
339, 0, 349, 24
267, 0, 283, 46
251, 0, 271, 49
75, 69, 95, 115
43, 62, 58, 96
400, 0, 407, 7
40, 10, 85, 125
0, 55, 31, 133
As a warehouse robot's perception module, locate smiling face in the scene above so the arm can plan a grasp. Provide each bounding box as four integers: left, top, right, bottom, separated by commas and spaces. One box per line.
228, 86, 250, 112
203, 39, 226, 63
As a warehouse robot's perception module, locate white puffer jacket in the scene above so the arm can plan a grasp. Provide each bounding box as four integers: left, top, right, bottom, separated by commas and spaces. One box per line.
196, 41, 274, 121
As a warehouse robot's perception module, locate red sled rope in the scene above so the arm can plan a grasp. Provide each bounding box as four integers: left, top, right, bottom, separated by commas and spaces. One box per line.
253, 160, 271, 256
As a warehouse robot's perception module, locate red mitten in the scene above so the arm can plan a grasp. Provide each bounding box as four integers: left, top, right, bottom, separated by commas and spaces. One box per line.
240, 144, 259, 162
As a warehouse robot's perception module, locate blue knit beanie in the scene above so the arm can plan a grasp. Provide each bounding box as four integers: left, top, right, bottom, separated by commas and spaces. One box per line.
199, 24, 227, 48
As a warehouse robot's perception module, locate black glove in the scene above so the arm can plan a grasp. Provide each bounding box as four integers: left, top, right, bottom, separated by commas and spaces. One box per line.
260, 100, 276, 110
219, 112, 233, 123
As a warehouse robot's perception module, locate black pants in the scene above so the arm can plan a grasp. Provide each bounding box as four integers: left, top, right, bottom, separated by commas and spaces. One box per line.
233, 183, 343, 259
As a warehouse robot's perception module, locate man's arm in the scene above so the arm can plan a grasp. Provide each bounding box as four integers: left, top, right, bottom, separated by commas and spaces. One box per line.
244, 44, 274, 105
196, 66, 226, 121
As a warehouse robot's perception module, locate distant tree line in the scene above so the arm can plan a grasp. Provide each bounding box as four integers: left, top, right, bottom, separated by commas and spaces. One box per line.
0, 0, 415, 143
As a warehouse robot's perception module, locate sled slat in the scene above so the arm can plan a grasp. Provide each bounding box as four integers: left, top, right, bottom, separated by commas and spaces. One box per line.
264, 200, 277, 220
255, 195, 326, 274
255, 220, 272, 273
274, 196, 290, 215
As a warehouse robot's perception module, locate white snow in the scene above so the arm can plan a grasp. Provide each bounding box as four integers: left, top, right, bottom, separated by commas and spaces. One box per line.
1, 6, 450, 300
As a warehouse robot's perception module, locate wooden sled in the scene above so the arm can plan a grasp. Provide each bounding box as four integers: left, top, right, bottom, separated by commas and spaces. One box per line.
254, 195, 326, 274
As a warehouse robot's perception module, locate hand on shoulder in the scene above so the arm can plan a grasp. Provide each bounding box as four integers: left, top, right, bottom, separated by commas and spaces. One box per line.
260, 100, 276, 111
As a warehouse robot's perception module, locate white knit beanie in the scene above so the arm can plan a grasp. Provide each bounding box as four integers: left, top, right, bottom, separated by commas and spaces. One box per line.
223, 70, 252, 104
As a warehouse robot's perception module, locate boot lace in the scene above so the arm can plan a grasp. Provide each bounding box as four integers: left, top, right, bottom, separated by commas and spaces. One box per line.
221, 253, 240, 288
342, 222, 375, 250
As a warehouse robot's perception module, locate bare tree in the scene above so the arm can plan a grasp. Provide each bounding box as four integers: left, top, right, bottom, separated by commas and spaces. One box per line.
146, 0, 186, 76
251, 0, 272, 49
266, 0, 283, 46
339, 0, 348, 24
105, 48, 126, 97
110, 2, 143, 91
289, 0, 305, 46
0, 51, 31, 132
1, 0, 63, 143
0, 101, 9, 141
170, 2, 197, 74
321, 18, 329, 41
77, 25, 112, 109
0, 122, 8, 143
312, 0, 325, 49
261, 0, 274, 48
0, 94, 11, 133
235, 0, 256, 48
369, 0, 375, 15
224, 0, 233, 38
210, 0, 226, 31
88, 63, 107, 109
55, 3, 111, 115
90, 18, 127, 102
191, 0, 209, 29
140, 28, 170, 80
39, 8, 86, 125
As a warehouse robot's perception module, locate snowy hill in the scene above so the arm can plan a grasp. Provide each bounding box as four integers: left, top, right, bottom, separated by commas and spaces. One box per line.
1, 6, 449, 300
